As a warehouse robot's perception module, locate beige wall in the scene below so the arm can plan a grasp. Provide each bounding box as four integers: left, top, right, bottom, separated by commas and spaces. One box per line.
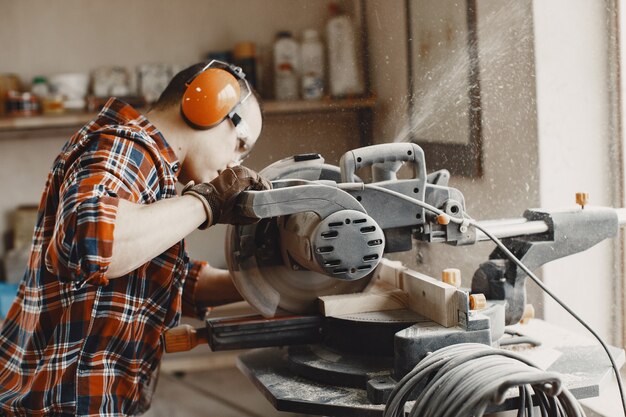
364, 0, 409, 144
1, 0, 351, 92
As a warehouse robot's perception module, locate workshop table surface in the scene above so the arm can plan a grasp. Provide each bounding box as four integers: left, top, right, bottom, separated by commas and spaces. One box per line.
144, 365, 313, 417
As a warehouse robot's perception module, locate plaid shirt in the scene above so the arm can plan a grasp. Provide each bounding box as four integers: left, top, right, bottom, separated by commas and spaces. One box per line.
0, 98, 204, 416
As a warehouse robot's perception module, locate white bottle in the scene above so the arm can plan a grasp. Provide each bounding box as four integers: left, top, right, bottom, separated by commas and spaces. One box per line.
326, 4, 364, 97
300, 29, 325, 100
31, 76, 49, 99
273, 31, 300, 100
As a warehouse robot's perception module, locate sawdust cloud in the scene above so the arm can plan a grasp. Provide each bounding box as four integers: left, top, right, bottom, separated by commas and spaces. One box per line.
394, 0, 534, 144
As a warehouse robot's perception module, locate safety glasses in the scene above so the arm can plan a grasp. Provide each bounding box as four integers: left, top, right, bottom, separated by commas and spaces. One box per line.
233, 118, 253, 164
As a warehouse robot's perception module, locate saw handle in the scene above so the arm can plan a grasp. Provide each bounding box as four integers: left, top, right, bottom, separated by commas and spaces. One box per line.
340, 143, 427, 183
163, 324, 208, 353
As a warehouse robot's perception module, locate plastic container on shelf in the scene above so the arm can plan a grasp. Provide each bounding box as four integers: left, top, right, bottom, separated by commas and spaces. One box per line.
273, 31, 300, 100
300, 29, 325, 100
233, 41, 258, 90
31, 76, 49, 100
42, 94, 65, 114
5, 91, 40, 117
0, 74, 21, 116
326, 3, 364, 98
49, 72, 89, 110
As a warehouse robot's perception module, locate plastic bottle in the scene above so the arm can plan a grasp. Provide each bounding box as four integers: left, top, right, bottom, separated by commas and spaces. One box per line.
300, 29, 325, 100
233, 41, 257, 90
273, 31, 300, 100
326, 3, 364, 98
31, 76, 49, 99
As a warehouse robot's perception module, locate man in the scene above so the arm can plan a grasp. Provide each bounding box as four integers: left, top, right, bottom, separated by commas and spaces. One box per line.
0, 61, 270, 416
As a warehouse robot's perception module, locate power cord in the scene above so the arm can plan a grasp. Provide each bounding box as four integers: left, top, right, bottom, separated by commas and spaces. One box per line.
383, 343, 585, 417
358, 183, 626, 416
500, 329, 542, 348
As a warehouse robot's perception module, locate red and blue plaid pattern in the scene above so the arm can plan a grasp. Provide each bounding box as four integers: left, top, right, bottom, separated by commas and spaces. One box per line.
0, 98, 203, 416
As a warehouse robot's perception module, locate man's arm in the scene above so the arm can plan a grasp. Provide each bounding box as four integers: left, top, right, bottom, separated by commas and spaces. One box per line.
108, 196, 206, 278
108, 165, 271, 279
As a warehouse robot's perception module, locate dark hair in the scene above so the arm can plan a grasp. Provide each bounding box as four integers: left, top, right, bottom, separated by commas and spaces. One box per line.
151, 63, 205, 111
151, 62, 263, 114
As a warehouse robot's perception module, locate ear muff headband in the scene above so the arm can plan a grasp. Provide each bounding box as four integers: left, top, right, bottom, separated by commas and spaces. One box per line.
181, 68, 241, 130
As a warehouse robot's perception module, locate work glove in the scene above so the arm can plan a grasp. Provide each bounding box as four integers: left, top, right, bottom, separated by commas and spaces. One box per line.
182, 166, 272, 229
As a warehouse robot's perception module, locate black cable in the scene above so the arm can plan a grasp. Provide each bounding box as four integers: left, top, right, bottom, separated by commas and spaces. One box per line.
524, 385, 533, 417
534, 390, 544, 417
517, 387, 526, 417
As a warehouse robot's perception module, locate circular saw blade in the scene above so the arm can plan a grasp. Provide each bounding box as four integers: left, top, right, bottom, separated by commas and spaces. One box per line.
226, 156, 372, 317
226, 221, 371, 317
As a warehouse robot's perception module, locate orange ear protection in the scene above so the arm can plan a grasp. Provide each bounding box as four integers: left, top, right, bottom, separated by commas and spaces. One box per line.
180, 61, 248, 130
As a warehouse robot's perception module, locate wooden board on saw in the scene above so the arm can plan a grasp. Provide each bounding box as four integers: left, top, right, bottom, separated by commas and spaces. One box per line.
400, 268, 458, 327
318, 259, 459, 328
318, 281, 408, 317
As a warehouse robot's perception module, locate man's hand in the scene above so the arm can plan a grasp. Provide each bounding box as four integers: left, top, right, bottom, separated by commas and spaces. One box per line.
182, 166, 272, 228
194, 263, 243, 307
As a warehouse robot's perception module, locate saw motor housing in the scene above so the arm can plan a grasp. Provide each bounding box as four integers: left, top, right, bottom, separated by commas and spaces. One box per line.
278, 209, 385, 280
226, 143, 472, 316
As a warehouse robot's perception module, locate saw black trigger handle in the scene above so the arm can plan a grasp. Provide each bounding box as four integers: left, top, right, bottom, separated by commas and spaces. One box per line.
339, 143, 427, 183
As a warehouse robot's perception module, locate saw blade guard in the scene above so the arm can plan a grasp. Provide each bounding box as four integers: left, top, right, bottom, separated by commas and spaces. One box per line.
225, 154, 375, 317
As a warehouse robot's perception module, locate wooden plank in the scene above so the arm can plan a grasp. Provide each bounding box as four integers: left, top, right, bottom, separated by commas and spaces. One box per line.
0, 111, 96, 131
318, 258, 460, 326
318, 281, 408, 317
401, 269, 458, 327
371, 258, 405, 289
0, 97, 377, 134
263, 96, 376, 115
371, 258, 459, 327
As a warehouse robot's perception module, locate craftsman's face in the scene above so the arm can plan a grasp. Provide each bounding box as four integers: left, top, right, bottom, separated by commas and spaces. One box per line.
181, 96, 262, 183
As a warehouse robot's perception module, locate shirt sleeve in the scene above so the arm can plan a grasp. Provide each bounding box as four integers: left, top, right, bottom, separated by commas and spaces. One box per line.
181, 259, 207, 318
45, 133, 152, 287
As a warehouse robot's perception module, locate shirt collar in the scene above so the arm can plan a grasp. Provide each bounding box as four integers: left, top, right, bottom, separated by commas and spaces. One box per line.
99, 97, 181, 176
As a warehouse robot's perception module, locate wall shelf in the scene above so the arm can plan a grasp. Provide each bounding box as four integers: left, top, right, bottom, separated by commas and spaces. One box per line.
264, 96, 376, 114
0, 96, 376, 133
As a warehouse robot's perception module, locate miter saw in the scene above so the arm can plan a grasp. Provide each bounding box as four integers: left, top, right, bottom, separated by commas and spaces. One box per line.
164, 143, 626, 416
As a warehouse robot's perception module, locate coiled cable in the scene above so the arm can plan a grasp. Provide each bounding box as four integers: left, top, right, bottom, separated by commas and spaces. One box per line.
384, 343, 586, 417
